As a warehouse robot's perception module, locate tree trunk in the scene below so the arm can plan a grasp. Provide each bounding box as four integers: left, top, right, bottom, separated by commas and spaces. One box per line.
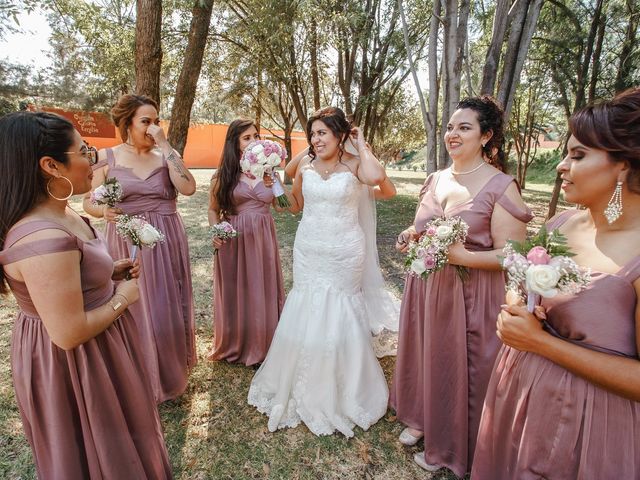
614, 0, 639, 93
500, 0, 543, 121
167, 0, 214, 156
426, 0, 441, 174
481, 0, 512, 95
588, 13, 606, 103
134, 0, 162, 104
398, 0, 430, 166
574, 0, 604, 110
309, 18, 321, 111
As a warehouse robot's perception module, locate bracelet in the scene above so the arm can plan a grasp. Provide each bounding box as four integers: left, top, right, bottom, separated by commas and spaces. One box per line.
397, 234, 407, 244
109, 293, 129, 311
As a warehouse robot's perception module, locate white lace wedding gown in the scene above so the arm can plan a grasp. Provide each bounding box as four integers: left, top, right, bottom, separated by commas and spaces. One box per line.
248, 169, 389, 437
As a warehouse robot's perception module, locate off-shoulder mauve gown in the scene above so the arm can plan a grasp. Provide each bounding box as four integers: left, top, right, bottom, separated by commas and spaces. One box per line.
0, 218, 172, 479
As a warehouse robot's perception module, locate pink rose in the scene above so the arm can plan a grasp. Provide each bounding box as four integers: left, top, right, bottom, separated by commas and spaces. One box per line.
424, 255, 436, 269
527, 246, 551, 265
425, 226, 437, 236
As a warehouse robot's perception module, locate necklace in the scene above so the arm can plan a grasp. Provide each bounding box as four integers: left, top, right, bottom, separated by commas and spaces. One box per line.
451, 161, 486, 175
316, 160, 340, 176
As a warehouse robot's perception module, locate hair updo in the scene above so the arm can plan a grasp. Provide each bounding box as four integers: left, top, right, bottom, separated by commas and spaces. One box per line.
569, 87, 640, 193
306, 107, 352, 161
456, 95, 507, 172
111, 94, 158, 143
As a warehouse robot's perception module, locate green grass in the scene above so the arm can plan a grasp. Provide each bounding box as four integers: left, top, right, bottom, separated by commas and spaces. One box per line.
0, 170, 562, 479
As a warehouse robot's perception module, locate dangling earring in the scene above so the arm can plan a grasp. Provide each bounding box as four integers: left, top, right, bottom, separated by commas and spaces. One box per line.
46, 175, 74, 201
604, 181, 623, 224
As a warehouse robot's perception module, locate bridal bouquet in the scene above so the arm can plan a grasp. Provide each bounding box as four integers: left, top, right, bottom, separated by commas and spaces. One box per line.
210, 221, 238, 255
115, 214, 165, 261
405, 216, 469, 281
240, 140, 290, 208
90, 177, 122, 207
502, 226, 591, 312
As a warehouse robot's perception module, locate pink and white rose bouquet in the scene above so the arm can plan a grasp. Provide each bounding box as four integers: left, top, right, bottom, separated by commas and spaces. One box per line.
90, 177, 122, 208
115, 214, 165, 261
210, 221, 238, 255
502, 226, 591, 312
240, 140, 290, 207
405, 216, 469, 281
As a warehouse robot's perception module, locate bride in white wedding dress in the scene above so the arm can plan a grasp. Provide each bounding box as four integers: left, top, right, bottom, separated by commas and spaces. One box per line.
248, 107, 394, 437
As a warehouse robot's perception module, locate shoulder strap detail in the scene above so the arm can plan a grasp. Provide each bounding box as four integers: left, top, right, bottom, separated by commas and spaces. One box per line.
0, 220, 80, 265
619, 256, 640, 283
106, 147, 116, 168
545, 209, 579, 231
495, 177, 533, 223
419, 172, 437, 200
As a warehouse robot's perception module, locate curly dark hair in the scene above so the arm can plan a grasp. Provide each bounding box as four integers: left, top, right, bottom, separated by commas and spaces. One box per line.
306, 107, 352, 164
211, 119, 256, 217
570, 87, 640, 194
456, 96, 507, 172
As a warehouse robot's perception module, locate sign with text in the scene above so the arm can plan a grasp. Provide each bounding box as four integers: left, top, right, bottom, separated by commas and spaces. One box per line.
43, 107, 116, 138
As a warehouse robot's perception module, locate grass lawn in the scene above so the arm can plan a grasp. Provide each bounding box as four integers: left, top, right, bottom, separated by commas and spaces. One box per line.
0, 170, 566, 479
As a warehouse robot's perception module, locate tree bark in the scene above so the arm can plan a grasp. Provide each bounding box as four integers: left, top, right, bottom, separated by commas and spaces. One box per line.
426, 0, 441, 174
481, 0, 512, 95
167, 0, 214, 156
614, 0, 639, 93
309, 18, 321, 111
134, 0, 162, 104
398, 0, 430, 168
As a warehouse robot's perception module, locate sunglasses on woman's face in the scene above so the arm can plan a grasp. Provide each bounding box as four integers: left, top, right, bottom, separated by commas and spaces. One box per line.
66, 145, 99, 165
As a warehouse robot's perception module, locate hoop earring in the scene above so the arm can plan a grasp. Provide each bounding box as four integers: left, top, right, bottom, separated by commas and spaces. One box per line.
46, 175, 74, 201
604, 181, 623, 224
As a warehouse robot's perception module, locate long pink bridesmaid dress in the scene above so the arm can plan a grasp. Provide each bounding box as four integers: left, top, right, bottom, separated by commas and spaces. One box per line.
472, 209, 640, 480
210, 180, 285, 366
390, 170, 532, 477
98, 149, 196, 403
0, 218, 172, 479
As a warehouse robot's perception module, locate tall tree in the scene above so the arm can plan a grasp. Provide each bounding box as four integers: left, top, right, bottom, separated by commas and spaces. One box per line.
167, 0, 214, 155
134, 0, 162, 103
614, 0, 640, 92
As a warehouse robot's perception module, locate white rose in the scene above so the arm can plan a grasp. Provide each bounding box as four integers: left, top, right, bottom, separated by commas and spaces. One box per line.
250, 162, 266, 178
253, 144, 264, 154
138, 223, 162, 245
240, 158, 250, 173
411, 258, 427, 275
268, 152, 281, 167
435, 225, 453, 239
525, 264, 561, 297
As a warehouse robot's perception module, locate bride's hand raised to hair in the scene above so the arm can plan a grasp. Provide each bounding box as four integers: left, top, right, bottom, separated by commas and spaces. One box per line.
350, 127, 367, 151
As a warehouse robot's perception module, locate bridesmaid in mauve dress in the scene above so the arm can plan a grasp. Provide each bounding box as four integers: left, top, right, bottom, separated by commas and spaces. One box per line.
473, 89, 640, 480
390, 96, 532, 477
208, 119, 285, 366
84, 94, 197, 403
0, 112, 172, 478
